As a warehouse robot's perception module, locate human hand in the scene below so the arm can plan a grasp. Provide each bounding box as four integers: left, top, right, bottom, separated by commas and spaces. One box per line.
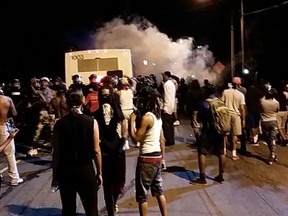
97, 175, 103, 190
8, 128, 19, 138
161, 160, 167, 171
130, 112, 137, 123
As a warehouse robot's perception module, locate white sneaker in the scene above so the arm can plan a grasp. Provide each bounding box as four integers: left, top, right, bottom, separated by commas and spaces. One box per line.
11, 178, 24, 186
28, 149, 38, 156
124, 140, 130, 150
251, 143, 259, 147
173, 120, 180, 126
115, 205, 119, 213
262, 141, 268, 146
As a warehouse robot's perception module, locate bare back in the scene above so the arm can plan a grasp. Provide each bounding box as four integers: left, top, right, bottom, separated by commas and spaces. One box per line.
0, 95, 17, 125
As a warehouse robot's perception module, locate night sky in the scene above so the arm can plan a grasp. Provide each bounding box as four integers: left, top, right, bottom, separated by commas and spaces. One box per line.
0, 0, 287, 86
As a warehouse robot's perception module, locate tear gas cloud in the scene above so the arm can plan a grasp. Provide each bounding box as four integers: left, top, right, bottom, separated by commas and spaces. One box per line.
91, 17, 217, 85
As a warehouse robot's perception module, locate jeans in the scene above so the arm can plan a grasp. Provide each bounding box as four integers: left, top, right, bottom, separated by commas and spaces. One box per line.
135, 160, 163, 203
261, 121, 278, 157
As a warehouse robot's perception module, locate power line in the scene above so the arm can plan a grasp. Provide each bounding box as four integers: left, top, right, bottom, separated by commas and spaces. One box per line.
244, 1, 288, 16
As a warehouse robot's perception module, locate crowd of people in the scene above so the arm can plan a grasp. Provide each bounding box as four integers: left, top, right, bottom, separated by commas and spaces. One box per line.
1, 70, 288, 215
190, 76, 288, 185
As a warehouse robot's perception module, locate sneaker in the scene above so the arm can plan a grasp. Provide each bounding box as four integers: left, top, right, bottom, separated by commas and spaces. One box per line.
267, 156, 278, 165
232, 155, 239, 161
272, 155, 278, 162
27, 148, 38, 156
173, 120, 180, 126
190, 177, 207, 185
51, 186, 59, 192
115, 205, 119, 213
124, 140, 130, 150
214, 175, 224, 184
11, 178, 24, 186
262, 141, 268, 146
251, 143, 259, 147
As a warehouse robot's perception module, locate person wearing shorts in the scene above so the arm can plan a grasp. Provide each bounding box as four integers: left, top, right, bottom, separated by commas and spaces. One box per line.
130, 86, 168, 216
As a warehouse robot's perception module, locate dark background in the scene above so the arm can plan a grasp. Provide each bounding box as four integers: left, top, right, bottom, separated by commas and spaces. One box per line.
0, 0, 287, 86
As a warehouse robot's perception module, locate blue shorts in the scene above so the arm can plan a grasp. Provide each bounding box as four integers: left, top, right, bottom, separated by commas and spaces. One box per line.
135, 160, 163, 203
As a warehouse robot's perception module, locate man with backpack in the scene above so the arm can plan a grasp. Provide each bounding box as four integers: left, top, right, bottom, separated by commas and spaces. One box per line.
190, 85, 226, 184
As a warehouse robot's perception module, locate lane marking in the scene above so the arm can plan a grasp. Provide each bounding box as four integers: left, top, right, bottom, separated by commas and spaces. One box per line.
0, 159, 21, 174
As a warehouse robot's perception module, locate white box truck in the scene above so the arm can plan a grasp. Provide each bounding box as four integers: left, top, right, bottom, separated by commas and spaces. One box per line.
65, 49, 133, 87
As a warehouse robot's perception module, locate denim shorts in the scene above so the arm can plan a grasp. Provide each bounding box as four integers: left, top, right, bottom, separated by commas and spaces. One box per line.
135, 160, 163, 203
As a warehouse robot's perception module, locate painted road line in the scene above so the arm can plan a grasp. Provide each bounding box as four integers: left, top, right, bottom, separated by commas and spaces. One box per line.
0, 159, 21, 174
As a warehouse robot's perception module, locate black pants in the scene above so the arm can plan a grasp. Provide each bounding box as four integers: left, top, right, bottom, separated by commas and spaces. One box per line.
102, 151, 126, 216
161, 112, 175, 146
58, 165, 99, 216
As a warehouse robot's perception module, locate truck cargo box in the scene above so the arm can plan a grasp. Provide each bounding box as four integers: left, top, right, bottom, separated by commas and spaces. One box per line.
65, 49, 133, 87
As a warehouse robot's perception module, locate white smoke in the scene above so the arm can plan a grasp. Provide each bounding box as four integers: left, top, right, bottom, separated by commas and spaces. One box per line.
91, 17, 217, 85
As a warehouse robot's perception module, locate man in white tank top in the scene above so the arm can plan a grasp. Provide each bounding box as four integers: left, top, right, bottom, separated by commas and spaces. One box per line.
129, 86, 168, 216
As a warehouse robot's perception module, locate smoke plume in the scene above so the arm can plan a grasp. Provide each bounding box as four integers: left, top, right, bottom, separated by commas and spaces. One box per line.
91, 17, 218, 85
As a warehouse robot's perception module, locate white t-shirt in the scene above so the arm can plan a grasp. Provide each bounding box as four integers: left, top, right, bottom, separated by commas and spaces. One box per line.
162, 79, 176, 115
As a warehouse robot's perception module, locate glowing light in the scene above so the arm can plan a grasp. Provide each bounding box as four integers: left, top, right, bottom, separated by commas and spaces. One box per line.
152, 63, 156, 66
143, 60, 148, 65
243, 68, 249, 74
88, 50, 91, 54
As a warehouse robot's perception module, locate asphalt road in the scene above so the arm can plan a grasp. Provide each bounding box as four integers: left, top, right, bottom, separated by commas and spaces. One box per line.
1, 117, 288, 216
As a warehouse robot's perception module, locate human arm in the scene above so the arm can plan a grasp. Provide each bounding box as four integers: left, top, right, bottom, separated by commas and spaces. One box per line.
129, 112, 151, 143
121, 119, 128, 140
160, 128, 166, 170
239, 93, 246, 128
0, 128, 19, 152
9, 97, 17, 117
240, 104, 246, 128
123, 74, 137, 92
93, 119, 103, 188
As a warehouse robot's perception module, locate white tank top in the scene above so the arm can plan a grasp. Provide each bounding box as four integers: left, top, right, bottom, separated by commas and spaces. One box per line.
140, 112, 162, 154
119, 89, 134, 110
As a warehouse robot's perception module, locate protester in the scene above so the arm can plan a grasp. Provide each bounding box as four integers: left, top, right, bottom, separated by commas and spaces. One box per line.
129, 86, 168, 216
115, 75, 137, 149
260, 88, 279, 164
51, 89, 102, 216
222, 77, 246, 160
93, 84, 127, 216
0, 93, 24, 186
191, 85, 226, 184
160, 71, 176, 146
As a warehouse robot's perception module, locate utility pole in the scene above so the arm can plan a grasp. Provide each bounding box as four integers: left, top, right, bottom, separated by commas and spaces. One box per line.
231, 12, 235, 78
240, 0, 245, 74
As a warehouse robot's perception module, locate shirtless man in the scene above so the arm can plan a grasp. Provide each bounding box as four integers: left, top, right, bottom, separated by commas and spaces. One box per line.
0, 94, 23, 186
48, 87, 69, 120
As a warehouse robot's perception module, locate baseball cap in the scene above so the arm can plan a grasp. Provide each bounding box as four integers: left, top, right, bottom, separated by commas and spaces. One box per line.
232, 77, 241, 85
40, 77, 50, 82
